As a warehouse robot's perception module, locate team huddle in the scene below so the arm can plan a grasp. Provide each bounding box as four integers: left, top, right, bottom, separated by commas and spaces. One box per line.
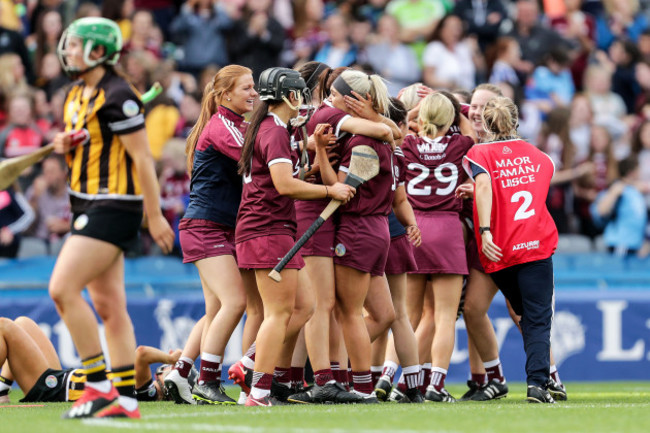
0, 17, 563, 417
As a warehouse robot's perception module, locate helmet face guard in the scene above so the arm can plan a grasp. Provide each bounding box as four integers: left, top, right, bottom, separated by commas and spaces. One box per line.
58, 17, 123, 79
258, 67, 310, 110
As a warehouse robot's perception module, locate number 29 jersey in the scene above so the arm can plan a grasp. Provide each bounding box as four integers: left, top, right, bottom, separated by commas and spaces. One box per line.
463, 139, 558, 273
401, 134, 474, 212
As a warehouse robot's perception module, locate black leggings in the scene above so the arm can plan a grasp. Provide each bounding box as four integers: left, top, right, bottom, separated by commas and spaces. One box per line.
490, 257, 554, 387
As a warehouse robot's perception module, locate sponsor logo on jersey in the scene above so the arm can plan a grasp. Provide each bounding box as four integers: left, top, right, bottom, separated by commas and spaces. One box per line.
502, 146, 512, 154
122, 100, 140, 117
417, 141, 448, 154
335, 243, 346, 257
45, 375, 58, 388
512, 240, 540, 251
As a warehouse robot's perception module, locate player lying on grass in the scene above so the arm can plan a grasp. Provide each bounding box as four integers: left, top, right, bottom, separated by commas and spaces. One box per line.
0, 316, 195, 404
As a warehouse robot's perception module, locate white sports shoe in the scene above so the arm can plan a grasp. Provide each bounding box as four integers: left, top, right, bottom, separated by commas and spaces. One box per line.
237, 391, 248, 405
164, 369, 196, 405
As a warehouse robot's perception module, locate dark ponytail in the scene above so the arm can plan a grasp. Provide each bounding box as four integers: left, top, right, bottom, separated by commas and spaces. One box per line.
239, 100, 271, 176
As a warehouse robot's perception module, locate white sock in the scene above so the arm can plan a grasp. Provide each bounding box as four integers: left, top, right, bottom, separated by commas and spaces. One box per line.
242, 356, 255, 370
250, 386, 270, 399
118, 395, 138, 411
201, 352, 223, 363
86, 380, 112, 394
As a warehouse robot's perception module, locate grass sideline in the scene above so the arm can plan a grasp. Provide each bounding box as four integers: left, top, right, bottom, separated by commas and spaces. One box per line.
1, 382, 649, 433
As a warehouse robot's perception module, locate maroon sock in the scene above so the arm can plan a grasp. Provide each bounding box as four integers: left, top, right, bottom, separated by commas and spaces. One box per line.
273, 367, 291, 387
430, 369, 447, 392
252, 371, 272, 391
471, 373, 487, 386
244, 342, 256, 362
419, 366, 431, 394
382, 365, 397, 382
314, 369, 334, 386
371, 370, 382, 388
403, 370, 420, 391
198, 358, 221, 384
352, 371, 373, 395
333, 369, 347, 385
174, 358, 192, 379
397, 377, 407, 393
485, 363, 504, 383
290, 366, 304, 388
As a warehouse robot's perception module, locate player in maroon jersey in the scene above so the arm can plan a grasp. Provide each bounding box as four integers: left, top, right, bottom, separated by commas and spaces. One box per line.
461, 97, 558, 403
235, 67, 354, 407
400, 93, 476, 402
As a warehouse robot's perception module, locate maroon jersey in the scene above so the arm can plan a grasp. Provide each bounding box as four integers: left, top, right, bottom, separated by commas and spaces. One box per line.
463, 139, 558, 273
339, 135, 396, 216
401, 134, 474, 212
236, 113, 300, 243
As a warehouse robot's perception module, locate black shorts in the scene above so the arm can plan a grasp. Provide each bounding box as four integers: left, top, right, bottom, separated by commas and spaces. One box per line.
71, 207, 142, 253
21, 368, 70, 402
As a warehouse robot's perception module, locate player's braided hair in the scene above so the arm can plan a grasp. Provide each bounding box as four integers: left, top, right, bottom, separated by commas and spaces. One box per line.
186, 65, 252, 176
482, 96, 519, 142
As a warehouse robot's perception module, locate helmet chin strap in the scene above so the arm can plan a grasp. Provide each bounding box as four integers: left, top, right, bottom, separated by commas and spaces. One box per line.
282, 90, 303, 111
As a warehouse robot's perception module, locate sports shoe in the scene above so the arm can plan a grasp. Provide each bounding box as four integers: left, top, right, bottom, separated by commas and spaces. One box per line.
228, 361, 252, 394
469, 379, 508, 401
245, 394, 287, 407
62, 384, 118, 419
288, 382, 362, 404
271, 380, 294, 402
424, 386, 456, 402
192, 381, 236, 405
388, 387, 406, 402
164, 369, 196, 405
458, 380, 481, 401
237, 391, 248, 405
547, 378, 567, 401
374, 375, 392, 402
352, 390, 380, 404
93, 401, 141, 419
399, 388, 425, 403
527, 384, 555, 404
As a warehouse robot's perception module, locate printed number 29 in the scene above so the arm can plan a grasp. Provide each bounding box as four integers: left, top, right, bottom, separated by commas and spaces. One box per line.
511, 191, 535, 221
407, 162, 458, 196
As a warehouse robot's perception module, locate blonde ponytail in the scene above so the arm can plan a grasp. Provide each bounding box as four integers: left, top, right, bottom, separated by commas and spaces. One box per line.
337, 70, 393, 116
482, 96, 519, 141
417, 93, 454, 138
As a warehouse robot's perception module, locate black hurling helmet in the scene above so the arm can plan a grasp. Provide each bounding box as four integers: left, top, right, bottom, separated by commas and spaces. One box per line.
258, 67, 309, 108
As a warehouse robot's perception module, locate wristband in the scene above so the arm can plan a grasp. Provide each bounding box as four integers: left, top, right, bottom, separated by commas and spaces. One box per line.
325, 186, 329, 198
479, 226, 490, 235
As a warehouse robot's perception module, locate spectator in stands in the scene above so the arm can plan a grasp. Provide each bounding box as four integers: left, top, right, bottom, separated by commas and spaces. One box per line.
422, 14, 477, 91
36, 52, 69, 102
0, 11, 34, 83
28, 9, 63, 80
366, 14, 420, 96
503, 0, 569, 68
386, 0, 447, 60
170, 0, 236, 76
584, 65, 628, 137
123, 49, 155, 94
595, 0, 648, 51
569, 92, 594, 163
0, 53, 29, 103
590, 155, 647, 256
453, 0, 508, 51
282, 0, 327, 66
135, 0, 178, 39
101, 0, 136, 43
0, 187, 34, 258
125, 9, 161, 58
638, 30, 650, 64
631, 119, 650, 190
158, 138, 190, 257
358, 0, 390, 28
549, 0, 596, 90
25, 154, 70, 254
525, 48, 575, 112
228, 0, 285, 80
74, 2, 101, 19
606, 39, 642, 114
488, 37, 523, 90
349, 14, 373, 65
314, 13, 357, 68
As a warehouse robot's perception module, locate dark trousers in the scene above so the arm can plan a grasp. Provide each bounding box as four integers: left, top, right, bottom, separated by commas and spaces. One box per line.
490, 257, 554, 387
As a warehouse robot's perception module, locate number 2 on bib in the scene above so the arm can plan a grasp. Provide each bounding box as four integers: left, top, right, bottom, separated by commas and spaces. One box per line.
511, 190, 535, 221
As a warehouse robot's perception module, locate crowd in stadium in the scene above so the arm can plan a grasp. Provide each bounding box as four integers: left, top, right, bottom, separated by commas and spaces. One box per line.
0, 0, 649, 258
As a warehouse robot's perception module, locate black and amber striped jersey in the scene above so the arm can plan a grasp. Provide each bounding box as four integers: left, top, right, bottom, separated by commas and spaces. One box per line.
63, 70, 145, 213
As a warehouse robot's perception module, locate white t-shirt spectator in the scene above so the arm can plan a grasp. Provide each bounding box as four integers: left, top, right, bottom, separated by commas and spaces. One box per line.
422, 40, 475, 90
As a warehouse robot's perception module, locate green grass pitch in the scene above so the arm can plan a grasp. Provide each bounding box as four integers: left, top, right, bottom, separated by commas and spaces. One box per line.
1, 382, 649, 433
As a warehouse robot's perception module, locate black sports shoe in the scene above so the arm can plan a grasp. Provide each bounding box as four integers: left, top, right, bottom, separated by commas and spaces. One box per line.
458, 380, 481, 401
288, 382, 362, 404
270, 379, 294, 402
353, 390, 380, 404
192, 381, 236, 405
388, 387, 406, 402
527, 384, 555, 404
374, 375, 392, 402
469, 379, 508, 401
399, 388, 425, 403
547, 378, 567, 401
424, 386, 456, 403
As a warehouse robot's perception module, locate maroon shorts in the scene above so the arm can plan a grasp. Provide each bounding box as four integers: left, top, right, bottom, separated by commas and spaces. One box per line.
385, 234, 418, 275
333, 214, 389, 277
296, 199, 335, 257
461, 216, 485, 272
179, 219, 235, 264
411, 211, 468, 275
236, 235, 305, 270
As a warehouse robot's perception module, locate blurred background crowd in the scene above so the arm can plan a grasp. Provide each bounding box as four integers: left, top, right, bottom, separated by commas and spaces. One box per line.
1, 0, 649, 259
